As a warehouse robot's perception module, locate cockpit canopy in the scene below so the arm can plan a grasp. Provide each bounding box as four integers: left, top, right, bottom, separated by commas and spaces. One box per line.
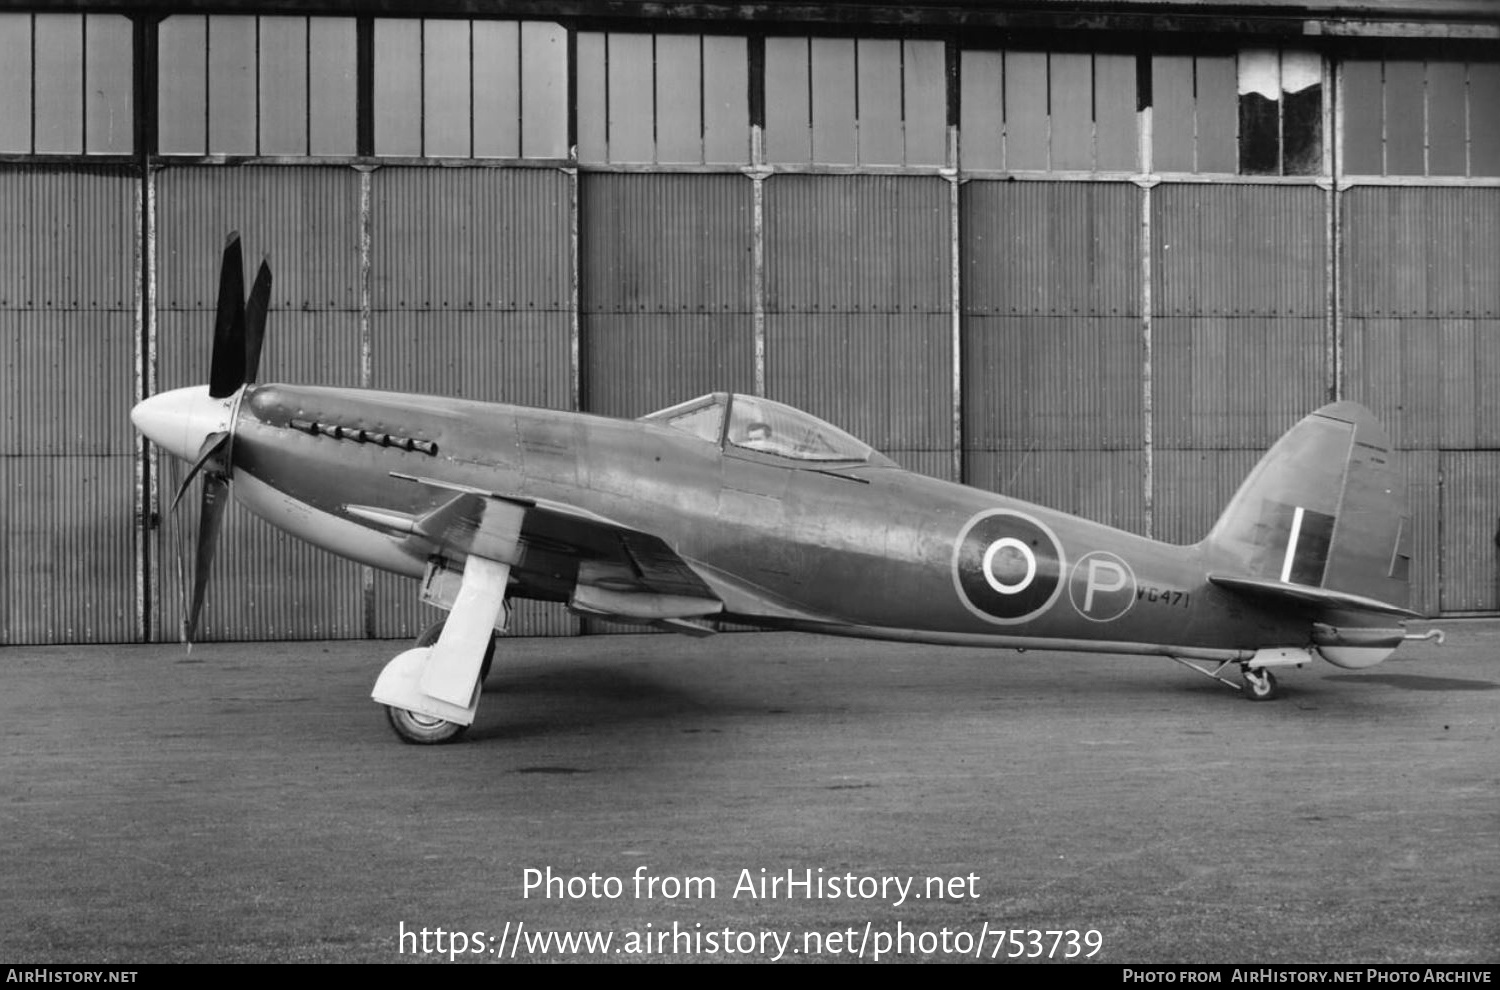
641, 393, 893, 466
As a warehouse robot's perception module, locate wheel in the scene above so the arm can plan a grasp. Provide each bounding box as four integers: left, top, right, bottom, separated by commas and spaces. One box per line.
386, 704, 469, 745
416, 618, 496, 682
1242, 668, 1278, 701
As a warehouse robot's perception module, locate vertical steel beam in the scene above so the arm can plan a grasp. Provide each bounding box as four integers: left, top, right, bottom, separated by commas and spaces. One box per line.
750, 35, 767, 397
947, 38, 963, 484
134, 14, 160, 642
1137, 54, 1155, 540
1330, 57, 1345, 401
359, 165, 375, 637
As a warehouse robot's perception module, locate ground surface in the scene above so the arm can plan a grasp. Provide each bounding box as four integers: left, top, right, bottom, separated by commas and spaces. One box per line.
1, 623, 1495, 964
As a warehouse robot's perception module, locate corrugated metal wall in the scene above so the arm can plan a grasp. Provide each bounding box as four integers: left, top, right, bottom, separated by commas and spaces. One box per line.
1343, 187, 1500, 614
367, 166, 575, 638
0, 169, 136, 644
581, 173, 754, 417
153, 166, 367, 641
766, 174, 953, 480
1152, 184, 1329, 547
962, 180, 1143, 531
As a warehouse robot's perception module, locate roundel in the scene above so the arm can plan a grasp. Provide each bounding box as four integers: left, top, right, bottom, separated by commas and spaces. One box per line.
952, 509, 1066, 625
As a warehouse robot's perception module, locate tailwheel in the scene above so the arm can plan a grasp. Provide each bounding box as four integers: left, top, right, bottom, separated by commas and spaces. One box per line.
386, 705, 469, 745
1241, 667, 1278, 702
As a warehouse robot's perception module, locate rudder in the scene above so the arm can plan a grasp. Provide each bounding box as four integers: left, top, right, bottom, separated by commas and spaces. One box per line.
1204, 401, 1411, 612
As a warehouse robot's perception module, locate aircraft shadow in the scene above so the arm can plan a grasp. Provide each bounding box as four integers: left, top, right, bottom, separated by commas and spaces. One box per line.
1321, 673, 1498, 692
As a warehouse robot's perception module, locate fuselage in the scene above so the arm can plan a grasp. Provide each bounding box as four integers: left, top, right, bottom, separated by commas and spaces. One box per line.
197, 383, 1306, 661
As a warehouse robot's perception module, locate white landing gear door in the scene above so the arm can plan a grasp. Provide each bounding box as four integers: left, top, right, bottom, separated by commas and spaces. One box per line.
418, 554, 511, 708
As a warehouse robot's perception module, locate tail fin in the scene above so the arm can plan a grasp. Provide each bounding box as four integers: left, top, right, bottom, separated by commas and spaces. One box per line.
1203, 401, 1413, 615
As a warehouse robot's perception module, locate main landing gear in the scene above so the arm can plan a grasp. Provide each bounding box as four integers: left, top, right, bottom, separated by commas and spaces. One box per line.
1170, 647, 1308, 701
383, 620, 498, 745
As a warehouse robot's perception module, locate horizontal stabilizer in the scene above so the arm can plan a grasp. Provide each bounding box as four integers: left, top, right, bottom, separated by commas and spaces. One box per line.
1209, 574, 1422, 619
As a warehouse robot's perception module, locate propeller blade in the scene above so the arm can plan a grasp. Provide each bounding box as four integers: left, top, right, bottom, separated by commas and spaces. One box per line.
169, 431, 231, 513
183, 472, 230, 644
243, 260, 271, 385
209, 232, 247, 399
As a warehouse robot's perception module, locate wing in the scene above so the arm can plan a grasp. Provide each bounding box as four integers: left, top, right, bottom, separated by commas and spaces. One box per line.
347, 473, 723, 629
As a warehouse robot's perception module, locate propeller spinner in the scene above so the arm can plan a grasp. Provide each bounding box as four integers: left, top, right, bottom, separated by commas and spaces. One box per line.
130, 232, 272, 642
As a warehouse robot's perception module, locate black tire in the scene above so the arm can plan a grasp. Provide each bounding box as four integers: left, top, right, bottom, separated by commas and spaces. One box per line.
386, 704, 469, 745
1242, 668, 1278, 701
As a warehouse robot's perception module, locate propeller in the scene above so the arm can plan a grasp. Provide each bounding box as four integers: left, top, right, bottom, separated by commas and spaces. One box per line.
173, 232, 272, 642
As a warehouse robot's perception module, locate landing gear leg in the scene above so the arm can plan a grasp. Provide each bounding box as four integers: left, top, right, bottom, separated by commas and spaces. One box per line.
371, 556, 511, 745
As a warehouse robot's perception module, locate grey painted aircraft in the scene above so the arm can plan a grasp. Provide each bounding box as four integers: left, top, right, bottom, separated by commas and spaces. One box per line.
132, 235, 1443, 744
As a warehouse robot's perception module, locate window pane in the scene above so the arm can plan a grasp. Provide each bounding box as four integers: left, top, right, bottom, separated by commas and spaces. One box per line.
35, 14, 83, 154
1051, 53, 1093, 170
960, 49, 1003, 169
519, 21, 566, 159
1384, 60, 1425, 175
207, 16, 255, 154
1151, 55, 1194, 171
1341, 60, 1384, 174
702, 35, 747, 165
904, 40, 946, 167
473, 21, 519, 158
0, 15, 33, 153
1003, 51, 1047, 170
765, 37, 810, 164
576, 31, 606, 162
258, 17, 307, 156
423, 19, 470, 158
811, 38, 855, 165
1195, 55, 1237, 173
308, 17, 356, 156
1238, 49, 1280, 175
1427, 61, 1467, 176
1281, 51, 1322, 175
656, 34, 701, 165
158, 15, 205, 154
607, 33, 653, 164
857, 38, 901, 166
85, 15, 132, 154
374, 19, 421, 156
1472, 63, 1500, 176
1094, 53, 1136, 171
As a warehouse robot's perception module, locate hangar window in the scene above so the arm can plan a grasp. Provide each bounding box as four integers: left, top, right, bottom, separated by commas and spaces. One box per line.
960, 49, 1138, 172
766, 37, 946, 167
159, 15, 357, 156
576, 32, 749, 165
1342, 58, 1500, 177
1151, 50, 1324, 176
374, 19, 567, 159
0, 13, 132, 155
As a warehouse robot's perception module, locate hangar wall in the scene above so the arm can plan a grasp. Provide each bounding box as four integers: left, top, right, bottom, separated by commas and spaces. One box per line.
0, 6, 1496, 643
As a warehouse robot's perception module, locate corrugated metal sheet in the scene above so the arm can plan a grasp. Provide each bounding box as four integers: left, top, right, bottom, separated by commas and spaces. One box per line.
1438, 451, 1494, 613
155, 166, 361, 312
581, 173, 753, 417
370, 168, 570, 311
0, 169, 135, 309
1443, 318, 1500, 450
1342, 317, 1442, 450
151, 480, 365, 642
766, 174, 949, 313
1404, 449, 1440, 618
1151, 448, 1262, 545
156, 309, 363, 395
2, 453, 135, 644
585, 314, 754, 418
1153, 184, 1325, 317
581, 173, 751, 314
1, 309, 134, 456
371, 310, 570, 409
1343, 187, 1500, 319
765, 312, 950, 453
1153, 316, 1326, 450
965, 449, 1146, 535
963, 315, 1142, 451
962, 180, 1138, 317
